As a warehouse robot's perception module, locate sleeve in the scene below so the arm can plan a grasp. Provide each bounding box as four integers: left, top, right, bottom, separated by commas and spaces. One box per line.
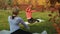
8, 16, 10, 22
18, 18, 30, 30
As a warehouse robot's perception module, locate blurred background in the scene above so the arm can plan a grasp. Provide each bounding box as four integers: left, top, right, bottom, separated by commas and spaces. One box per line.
0, 0, 60, 34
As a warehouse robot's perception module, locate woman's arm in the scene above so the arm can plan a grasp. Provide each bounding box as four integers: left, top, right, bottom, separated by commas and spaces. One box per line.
31, 10, 37, 12
19, 18, 30, 30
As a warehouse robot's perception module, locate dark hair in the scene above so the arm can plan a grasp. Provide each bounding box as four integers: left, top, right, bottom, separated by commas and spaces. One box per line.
12, 16, 16, 19
12, 7, 20, 19
12, 12, 18, 19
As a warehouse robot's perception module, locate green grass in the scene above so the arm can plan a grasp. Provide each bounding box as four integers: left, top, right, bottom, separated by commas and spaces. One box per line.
0, 10, 58, 34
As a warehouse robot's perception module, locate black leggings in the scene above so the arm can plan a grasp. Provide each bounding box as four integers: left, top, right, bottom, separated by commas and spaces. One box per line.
11, 29, 32, 34
28, 18, 39, 23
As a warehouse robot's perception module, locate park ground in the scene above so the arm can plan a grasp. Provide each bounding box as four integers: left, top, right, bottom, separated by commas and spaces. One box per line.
0, 10, 59, 34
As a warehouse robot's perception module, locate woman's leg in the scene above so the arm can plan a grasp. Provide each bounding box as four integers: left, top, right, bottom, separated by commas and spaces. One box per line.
32, 18, 39, 22
28, 19, 34, 23
28, 18, 39, 23
18, 29, 32, 34
11, 29, 32, 34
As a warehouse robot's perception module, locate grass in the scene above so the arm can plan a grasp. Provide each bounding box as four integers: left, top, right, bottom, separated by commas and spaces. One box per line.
0, 10, 58, 34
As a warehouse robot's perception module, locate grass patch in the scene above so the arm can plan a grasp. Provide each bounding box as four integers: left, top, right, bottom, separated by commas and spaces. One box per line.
0, 10, 58, 34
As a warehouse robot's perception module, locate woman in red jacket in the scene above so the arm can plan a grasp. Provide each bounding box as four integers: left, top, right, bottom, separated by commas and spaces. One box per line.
25, 5, 39, 23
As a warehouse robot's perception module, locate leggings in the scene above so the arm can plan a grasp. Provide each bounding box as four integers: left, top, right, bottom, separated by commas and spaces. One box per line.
11, 29, 32, 34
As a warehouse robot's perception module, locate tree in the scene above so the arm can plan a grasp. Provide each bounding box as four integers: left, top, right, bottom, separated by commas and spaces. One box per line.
35, 0, 38, 6
49, 0, 57, 7
0, 0, 6, 9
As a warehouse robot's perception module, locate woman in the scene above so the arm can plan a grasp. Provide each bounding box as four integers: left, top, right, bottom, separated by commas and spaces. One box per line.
26, 5, 39, 23
8, 7, 32, 34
